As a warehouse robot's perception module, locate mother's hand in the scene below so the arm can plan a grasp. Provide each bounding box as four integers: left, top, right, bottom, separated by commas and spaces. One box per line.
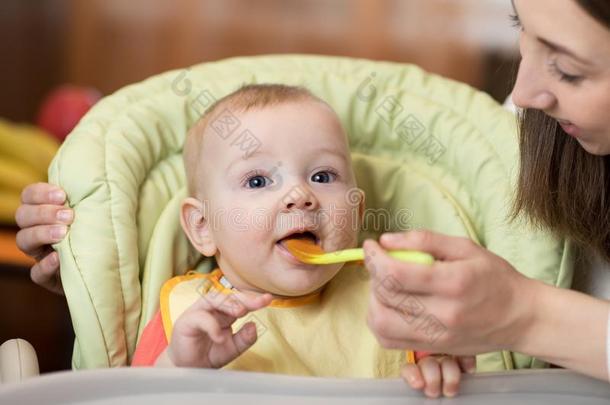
363, 230, 535, 355
15, 182, 72, 295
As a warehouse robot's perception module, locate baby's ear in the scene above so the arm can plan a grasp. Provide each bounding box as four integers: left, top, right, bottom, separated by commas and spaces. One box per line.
180, 197, 217, 256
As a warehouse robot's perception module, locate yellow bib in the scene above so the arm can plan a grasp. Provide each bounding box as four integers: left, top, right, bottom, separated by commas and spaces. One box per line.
160, 264, 414, 377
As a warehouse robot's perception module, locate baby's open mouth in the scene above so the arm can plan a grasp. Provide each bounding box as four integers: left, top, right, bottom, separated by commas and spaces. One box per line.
276, 230, 322, 265
277, 231, 319, 247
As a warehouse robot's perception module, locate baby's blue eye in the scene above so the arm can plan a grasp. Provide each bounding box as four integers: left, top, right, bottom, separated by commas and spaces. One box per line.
247, 175, 270, 188
311, 171, 336, 183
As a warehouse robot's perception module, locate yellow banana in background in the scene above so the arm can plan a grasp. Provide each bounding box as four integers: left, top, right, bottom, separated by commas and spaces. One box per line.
0, 157, 45, 193
0, 119, 59, 178
0, 190, 21, 225
0, 119, 60, 224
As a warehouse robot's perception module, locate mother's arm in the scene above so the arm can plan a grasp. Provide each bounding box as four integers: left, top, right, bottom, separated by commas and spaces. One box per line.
517, 280, 609, 380
363, 230, 610, 381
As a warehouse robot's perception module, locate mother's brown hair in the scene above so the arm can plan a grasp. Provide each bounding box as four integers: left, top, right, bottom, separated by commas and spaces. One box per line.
513, 0, 610, 260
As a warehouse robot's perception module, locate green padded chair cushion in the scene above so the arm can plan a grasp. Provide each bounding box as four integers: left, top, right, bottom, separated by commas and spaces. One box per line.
49, 54, 573, 371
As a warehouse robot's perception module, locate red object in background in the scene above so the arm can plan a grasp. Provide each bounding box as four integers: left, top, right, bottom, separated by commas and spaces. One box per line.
36, 85, 102, 142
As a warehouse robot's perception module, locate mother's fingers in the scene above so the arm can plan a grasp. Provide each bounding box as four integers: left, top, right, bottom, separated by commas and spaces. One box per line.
30, 251, 64, 295
365, 238, 472, 300
367, 290, 448, 350
379, 230, 478, 262
20, 183, 66, 205
16, 225, 67, 258
364, 239, 446, 295
15, 203, 73, 228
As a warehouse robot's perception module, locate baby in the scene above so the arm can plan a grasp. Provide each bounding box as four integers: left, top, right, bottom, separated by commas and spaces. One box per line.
132, 84, 469, 398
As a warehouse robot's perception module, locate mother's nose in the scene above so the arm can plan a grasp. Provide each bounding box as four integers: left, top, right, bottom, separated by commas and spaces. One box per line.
511, 57, 557, 111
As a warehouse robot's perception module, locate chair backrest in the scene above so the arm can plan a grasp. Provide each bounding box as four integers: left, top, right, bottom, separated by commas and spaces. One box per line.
49, 54, 574, 371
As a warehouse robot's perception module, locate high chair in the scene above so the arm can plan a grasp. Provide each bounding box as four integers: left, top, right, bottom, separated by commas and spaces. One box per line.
0, 339, 39, 384
45, 54, 573, 371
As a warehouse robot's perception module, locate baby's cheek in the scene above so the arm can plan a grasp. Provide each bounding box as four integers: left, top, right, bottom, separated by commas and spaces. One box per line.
229, 229, 269, 254
325, 204, 360, 248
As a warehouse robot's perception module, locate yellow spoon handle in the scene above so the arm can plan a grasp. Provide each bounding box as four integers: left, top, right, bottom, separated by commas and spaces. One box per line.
319, 248, 433, 265
387, 250, 434, 265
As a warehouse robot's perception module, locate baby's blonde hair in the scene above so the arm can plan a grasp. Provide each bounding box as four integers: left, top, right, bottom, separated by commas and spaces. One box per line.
183, 84, 326, 197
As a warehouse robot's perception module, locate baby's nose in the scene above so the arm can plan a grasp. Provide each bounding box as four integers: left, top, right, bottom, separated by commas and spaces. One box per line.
286, 200, 313, 209
281, 185, 319, 211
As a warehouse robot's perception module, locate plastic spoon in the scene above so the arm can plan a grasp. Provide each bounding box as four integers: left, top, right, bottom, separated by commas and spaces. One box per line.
283, 238, 434, 265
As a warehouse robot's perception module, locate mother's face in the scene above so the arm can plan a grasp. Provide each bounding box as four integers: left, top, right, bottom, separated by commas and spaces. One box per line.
511, 0, 610, 155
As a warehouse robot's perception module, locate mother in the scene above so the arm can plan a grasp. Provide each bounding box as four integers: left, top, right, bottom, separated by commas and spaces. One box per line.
363, 0, 610, 382
15, 0, 610, 383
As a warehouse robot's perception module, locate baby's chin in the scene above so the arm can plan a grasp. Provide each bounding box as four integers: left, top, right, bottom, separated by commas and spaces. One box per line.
261, 263, 342, 298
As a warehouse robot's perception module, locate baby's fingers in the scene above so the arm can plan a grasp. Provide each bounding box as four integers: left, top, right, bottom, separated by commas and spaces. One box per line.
194, 289, 272, 320
417, 357, 442, 398
230, 321, 258, 355
206, 321, 259, 368
401, 363, 424, 390
440, 357, 462, 398
178, 309, 226, 344
457, 355, 477, 373
230, 290, 274, 312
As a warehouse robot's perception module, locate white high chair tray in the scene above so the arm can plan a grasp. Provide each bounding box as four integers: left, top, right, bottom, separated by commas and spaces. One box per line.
1, 368, 609, 404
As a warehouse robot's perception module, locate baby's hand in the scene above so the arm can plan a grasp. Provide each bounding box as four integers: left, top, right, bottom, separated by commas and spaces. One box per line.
163, 289, 273, 368
401, 355, 475, 398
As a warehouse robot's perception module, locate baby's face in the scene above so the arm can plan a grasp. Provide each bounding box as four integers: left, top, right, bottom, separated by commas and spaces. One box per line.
187, 100, 363, 297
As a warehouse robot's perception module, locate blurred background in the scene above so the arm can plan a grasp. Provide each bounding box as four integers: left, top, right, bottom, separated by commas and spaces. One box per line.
0, 0, 519, 372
